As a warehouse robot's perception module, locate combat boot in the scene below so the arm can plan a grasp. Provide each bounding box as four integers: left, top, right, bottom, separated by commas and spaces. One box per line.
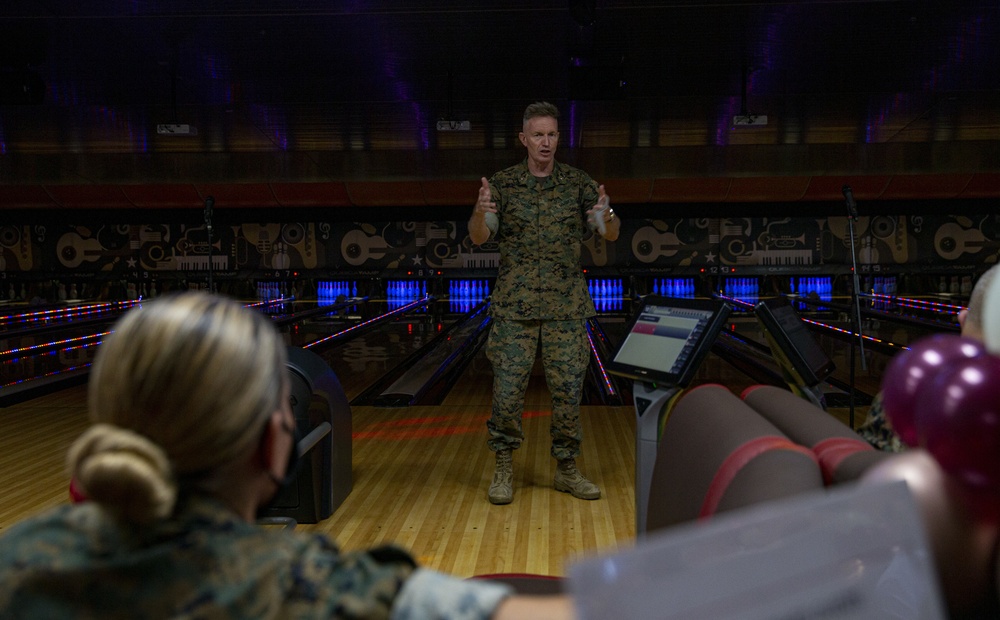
554, 458, 601, 500
488, 449, 513, 505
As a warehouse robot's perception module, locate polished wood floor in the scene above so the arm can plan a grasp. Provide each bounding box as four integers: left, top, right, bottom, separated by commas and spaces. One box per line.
0, 379, 638, 578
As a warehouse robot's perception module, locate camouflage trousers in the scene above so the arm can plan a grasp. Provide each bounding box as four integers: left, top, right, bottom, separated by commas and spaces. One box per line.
485, 318, 590, 461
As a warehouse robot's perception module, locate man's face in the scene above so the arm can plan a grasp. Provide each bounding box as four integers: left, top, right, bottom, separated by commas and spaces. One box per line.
519, 115, 559, 169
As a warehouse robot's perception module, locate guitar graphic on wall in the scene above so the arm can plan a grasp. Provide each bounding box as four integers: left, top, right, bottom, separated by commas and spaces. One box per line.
935, 222, 989, 261
582, 231, 609, 267
57, 232, 118, 268
341, 228, 390, 266
631, 225, 683, 264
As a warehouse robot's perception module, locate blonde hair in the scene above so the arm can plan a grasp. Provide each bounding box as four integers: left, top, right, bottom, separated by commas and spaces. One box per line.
69, 292, 287, 523
965, 263, 1000, 336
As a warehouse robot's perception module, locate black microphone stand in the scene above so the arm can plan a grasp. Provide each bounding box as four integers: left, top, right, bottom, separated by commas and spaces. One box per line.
842, 185, 867, 429
204, 196, 215, 293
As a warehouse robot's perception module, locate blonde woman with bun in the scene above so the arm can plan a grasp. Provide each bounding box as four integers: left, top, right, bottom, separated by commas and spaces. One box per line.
0, 292, 572, 619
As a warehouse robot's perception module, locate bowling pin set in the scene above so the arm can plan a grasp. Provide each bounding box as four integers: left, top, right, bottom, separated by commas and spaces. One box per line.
317, 281, 359, 300
257, 281, 292, 301
867, 276, 897, 311
716, 277, 761, 306
446, 279, 489, 313
589, 278, 624, 312
651, 277, 695, 299
789, 276, 833, 301
385, 280, 428, 311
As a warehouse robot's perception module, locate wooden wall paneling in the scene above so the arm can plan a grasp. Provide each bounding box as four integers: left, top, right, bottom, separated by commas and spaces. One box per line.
602, 178, 653, 204
0, 186, 60, 209
727, 177, 812, 202
195, 183, 280, 208
346, 181, 426, 207
45, 185, 133, 209
120, 184, 203, 209
270, 182, 353, 207
800, 175, 892, 202
881, 174, 976, 200
959, 173, 1000, 199
649, 177, 732, 203
422, 180, 482, 206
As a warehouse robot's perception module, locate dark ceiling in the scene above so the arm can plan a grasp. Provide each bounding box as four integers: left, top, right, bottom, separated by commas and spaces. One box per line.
0, 0, 997, 210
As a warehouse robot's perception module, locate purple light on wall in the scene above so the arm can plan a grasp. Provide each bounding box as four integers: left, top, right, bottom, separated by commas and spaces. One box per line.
201, 54, 234, 105
714, 97, 741, 145
251, 104, 289, 150
204, 54, 221, 81
864, 98, 891, 143
567, 100, 579, 148
413, 101, 430, 150
132, 112, 149, 153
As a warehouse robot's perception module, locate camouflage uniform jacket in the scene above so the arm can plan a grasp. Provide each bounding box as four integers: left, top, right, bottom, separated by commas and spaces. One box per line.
487, 159, 599, 320
0, 495, 510, 619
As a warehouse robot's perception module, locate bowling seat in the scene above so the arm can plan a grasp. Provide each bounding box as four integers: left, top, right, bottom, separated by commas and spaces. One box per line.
741, 385, 891, 484
646, 384, 825, 533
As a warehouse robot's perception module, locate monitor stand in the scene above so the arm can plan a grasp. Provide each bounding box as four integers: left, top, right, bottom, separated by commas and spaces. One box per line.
633, 381, 685, 537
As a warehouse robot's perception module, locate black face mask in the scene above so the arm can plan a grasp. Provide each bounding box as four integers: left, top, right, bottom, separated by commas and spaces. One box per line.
270, 419, 302, 489
256, 418, 302, 517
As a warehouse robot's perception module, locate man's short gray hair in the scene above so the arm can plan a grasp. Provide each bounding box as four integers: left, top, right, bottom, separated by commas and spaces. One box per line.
523, 101, 559, 123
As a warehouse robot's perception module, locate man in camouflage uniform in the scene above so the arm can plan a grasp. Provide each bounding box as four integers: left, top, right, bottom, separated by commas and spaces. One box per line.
468, 101, 620, 504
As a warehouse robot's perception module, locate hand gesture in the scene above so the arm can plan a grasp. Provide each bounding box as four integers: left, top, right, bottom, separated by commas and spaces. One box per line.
586, 184, 611, 220
475, 177, 497, 215
596, 184, 610, 210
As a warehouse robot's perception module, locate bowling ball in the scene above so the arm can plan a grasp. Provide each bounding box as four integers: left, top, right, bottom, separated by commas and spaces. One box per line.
917, 353, 1000, 496
881, 334, 986, 446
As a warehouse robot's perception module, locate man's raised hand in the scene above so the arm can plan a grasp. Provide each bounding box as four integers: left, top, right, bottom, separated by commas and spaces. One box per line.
476, 177, 497, 214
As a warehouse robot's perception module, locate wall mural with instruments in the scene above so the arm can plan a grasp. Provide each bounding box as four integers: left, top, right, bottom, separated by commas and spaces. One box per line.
1, 215, 997, 286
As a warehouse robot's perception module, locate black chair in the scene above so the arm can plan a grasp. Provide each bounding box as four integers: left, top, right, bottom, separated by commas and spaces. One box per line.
257, 347, 353, 524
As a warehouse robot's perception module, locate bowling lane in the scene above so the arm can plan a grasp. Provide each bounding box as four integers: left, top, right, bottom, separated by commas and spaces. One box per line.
281, 298, 469, 400
0, 302, 140, 403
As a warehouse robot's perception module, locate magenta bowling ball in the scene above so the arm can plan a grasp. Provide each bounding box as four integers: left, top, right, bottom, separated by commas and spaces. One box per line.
918, 353, 1000, 492
881, 334, 986, 446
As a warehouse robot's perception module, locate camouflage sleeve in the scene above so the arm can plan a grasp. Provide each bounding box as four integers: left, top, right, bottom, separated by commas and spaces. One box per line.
389, 569, 513, 620
290, 540, 417, 618
580, 172, 600, 210
488, 173, 504, 240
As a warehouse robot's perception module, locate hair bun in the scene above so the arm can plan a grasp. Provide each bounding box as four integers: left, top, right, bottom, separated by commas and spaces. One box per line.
68, 423, 178, 524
